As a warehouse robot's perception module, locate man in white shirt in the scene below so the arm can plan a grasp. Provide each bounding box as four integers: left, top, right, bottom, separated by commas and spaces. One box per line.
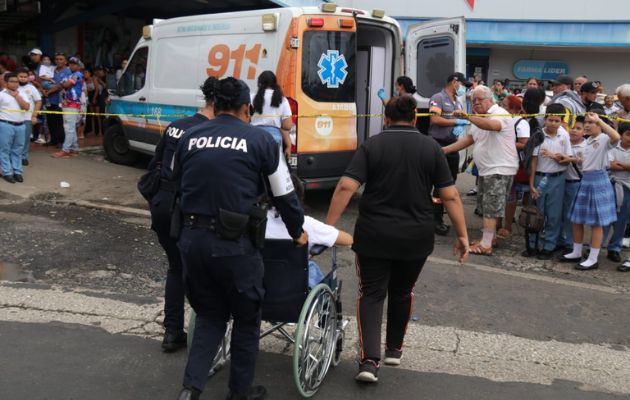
0, 72, 30, 183
17, 68, 41, 166
444, 85, 518, 255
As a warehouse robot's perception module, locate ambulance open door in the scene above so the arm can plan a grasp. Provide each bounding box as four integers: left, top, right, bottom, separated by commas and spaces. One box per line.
405, 17, 466, 134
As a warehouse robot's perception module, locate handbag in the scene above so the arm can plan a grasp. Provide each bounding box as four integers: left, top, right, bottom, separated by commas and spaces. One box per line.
518, 204, 545, 233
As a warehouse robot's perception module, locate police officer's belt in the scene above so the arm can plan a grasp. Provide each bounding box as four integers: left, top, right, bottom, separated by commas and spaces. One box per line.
182, 214, 218, 231
160, 178, 177, 192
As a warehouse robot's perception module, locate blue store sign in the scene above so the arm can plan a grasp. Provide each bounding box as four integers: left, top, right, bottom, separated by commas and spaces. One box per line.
513, 60, 569, 80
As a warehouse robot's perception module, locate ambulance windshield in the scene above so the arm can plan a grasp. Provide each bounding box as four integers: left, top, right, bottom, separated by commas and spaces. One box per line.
302, 31, 356, 103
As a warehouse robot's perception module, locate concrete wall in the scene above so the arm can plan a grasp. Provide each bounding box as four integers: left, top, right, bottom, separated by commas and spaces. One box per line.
486, 47, 630, 93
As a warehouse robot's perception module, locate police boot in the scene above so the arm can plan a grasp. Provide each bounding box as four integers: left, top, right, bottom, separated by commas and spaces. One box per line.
177, 387, 201, 400
162, 330, 187, 352
226, 385, 267, 400
433, 203, 450, 236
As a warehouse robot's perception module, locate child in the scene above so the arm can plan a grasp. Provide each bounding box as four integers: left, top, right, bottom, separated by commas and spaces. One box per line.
605, 122, 630, 271
525, 103, 572, 259
265, 175, 353, 287
560, 116, 586, 251
561, 112, 621, 269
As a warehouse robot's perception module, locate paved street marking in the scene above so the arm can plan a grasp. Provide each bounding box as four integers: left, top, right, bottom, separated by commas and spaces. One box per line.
1, 283, 629, 395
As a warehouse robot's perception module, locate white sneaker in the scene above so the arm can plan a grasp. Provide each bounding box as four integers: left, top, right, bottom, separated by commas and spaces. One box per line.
623, 238, 630, 248
35, 136, 46, 144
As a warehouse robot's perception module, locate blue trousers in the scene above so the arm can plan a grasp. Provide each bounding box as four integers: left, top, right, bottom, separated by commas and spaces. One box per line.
529, 174, 565, 251
0, 121, 25, 176
22, 121, 32, 161
179, 228, 263, 394
561, 181, 580, 248
604, 186, 630, 252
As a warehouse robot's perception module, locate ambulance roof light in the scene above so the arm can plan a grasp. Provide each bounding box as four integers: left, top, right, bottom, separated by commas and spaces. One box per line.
340, 8, 365, 15
262, 14, 277, 32
308, 17, 325, 28
142, 25, 152, 40
320, 3, 337, 13
372, 9, 386, 19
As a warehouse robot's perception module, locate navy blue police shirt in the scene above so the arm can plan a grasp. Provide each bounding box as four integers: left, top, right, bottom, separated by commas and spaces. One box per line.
175, 114, 304, 255
148, 113, 209, 179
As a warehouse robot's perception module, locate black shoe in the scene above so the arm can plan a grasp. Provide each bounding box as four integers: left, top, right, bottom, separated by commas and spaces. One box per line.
575, 262, 599, 271
22, 159, 29, 166
537, 250, 553, 260
521, 248, 537, 258
617, 262, 630, 272
607, 251, 621, 263
177, 387, 200, 400
13, 174, 23, 183
435, 223, 450, 236
162, 330, 187, 352
226, 385, 267, 400
3, 175, 15, 184
558, 254, 582, 263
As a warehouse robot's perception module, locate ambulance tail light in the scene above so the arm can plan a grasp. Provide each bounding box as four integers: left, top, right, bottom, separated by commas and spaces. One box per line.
307, 18, 325, 28
338, 18, 354, 29
287, 96, 298, 156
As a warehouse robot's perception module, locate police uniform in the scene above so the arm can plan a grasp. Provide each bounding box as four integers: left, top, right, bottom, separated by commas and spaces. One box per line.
428, 89, 463, 182
148, 113, 209, 341
175, 111, 304, 396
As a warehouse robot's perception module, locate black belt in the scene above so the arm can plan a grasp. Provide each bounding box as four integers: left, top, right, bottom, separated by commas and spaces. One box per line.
159, 178, 177, 192
182, 214, 217, 231
566, 179, 581, 183
535, 171, 563, 177
0, 119, 24, 126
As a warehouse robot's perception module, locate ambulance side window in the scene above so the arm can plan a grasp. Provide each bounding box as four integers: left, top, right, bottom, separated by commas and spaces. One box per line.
302, 31, 356, 103
118, 47, 149, 96
415, 36, 454, 99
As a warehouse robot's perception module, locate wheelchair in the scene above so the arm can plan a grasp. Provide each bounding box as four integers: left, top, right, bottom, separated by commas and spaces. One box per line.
187, 239, 347, 398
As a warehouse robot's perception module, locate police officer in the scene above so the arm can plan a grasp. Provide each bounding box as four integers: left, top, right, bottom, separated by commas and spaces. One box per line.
428, 72, 471, 235
146, 77, 218, 352
174, 77, 307, 400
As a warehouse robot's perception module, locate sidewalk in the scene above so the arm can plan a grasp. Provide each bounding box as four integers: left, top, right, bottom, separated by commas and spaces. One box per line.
1, 137, 147, 210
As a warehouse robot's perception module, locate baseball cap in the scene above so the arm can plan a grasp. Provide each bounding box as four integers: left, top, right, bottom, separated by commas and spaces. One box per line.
551, 75, 573, 86
29, 48, 42, 55
68, 56, 84, 68
447, 72, 472, 87
580, 81, 600, 93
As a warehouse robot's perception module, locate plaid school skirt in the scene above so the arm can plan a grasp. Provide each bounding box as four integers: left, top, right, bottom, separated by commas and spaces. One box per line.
570, 170, 617, 226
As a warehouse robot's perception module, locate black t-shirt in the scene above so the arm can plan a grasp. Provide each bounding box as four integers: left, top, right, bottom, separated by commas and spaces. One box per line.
344, 125, 454, 260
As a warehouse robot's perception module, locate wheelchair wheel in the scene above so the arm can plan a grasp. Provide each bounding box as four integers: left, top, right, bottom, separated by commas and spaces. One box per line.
292, 284, 338, 398
187, 310, 232, 377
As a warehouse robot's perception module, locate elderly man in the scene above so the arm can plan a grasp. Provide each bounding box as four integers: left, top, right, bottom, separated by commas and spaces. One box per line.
615, 84, 630, 124
443, 86, 518, 255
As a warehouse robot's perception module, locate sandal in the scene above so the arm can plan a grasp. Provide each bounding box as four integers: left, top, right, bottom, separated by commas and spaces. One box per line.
496, 228, 512, 240
469, 241, 493, 256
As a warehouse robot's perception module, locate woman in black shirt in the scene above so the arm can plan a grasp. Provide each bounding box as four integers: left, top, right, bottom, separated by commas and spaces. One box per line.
326, 95, 469, 383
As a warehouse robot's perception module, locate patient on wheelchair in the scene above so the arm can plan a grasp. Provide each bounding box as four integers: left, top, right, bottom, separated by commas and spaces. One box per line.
265, 175, 353, 288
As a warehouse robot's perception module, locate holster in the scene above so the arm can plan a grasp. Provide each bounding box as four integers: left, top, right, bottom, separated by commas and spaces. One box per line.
216, 208, 250, 241
248, 204, 268, 249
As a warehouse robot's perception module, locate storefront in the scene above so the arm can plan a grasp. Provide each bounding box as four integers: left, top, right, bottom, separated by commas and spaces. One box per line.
339, 0, 630, 93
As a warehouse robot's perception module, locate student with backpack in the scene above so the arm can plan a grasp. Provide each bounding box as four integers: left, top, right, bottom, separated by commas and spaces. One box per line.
561, 111, 621, 270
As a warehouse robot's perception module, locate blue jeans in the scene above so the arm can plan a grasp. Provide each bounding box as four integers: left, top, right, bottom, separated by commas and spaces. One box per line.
604, 186, 630, 252
62, 107, 79, 152
0, 121, 25, 176
22, 120, 32, 161
562, 181, 580, 247
529, 174, 565, 251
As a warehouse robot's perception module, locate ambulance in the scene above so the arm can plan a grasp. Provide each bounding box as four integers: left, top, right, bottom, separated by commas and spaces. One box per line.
104, 3, 465, 189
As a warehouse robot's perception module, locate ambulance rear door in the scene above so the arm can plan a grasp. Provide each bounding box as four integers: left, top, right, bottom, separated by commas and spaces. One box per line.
405, 17, 466, 134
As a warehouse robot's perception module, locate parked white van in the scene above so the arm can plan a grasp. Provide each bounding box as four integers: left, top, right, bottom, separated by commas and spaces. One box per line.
105, 3, 465, 188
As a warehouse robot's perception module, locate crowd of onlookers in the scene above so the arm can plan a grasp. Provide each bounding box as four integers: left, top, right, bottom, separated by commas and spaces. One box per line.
0, 48, 126, 183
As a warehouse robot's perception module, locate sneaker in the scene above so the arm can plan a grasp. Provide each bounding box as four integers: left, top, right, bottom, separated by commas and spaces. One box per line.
467, 187, 478, 196
383, 349, 402, 366
355, 360, 379, 383
51, 150, 71, 158
35, 136, 46, 144
622, 238, 630, 249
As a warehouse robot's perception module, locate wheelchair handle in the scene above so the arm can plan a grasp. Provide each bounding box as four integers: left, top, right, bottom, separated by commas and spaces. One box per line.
309, 244, 329, 256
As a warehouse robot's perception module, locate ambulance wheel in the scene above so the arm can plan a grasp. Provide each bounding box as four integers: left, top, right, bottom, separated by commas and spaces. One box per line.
103, 124, 139, 165
293, 284, 337, 397
187, 310, 232, 377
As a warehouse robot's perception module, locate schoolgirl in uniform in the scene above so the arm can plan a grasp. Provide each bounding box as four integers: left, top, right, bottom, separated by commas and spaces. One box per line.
561, 111, 621, 270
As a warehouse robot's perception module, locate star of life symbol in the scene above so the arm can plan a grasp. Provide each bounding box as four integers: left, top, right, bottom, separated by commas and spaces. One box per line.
317, 50, 348, 89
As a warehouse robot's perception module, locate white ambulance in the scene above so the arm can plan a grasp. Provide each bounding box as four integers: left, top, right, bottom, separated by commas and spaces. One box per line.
105, 3, 465, 189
